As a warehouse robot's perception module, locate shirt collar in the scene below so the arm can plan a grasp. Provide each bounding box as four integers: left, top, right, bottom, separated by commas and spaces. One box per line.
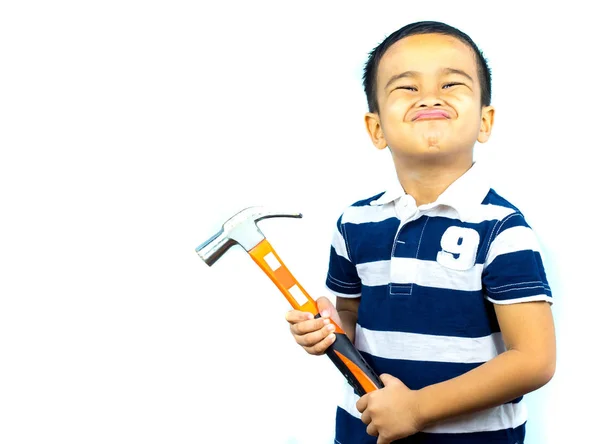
369, 179, 406, 206
369, 162, 490, 221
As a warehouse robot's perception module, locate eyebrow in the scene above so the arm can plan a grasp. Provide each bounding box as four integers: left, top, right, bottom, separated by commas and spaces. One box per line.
441, 68, 474, 82
384, 71, 419, 89
384, 68, 474, 89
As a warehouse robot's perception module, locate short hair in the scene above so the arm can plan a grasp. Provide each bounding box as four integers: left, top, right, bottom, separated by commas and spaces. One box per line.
362, 21, 492, 113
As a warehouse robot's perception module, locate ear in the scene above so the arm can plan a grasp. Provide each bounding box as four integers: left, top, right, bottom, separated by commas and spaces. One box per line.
364, 112, 388, 150
477, 106, 495, 143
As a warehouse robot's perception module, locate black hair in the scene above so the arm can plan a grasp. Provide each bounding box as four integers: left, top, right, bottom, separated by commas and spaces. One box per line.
362, 21, 492, 113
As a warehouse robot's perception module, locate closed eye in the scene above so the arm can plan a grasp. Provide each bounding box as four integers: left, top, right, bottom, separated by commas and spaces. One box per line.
394, 86, 417, 92
442, 82, 464, 89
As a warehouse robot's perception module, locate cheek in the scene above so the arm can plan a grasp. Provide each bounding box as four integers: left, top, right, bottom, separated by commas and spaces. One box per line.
381, 100, 410, 130
455, 116, 484, 142
452, 100, 482, 129
386, 98, 408, 118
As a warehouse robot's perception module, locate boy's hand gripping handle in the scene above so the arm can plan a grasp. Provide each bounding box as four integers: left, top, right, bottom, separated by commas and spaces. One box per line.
249, 239, 384, 396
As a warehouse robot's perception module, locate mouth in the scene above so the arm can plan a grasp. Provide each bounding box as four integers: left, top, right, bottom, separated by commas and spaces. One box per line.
412, 110, 451, 121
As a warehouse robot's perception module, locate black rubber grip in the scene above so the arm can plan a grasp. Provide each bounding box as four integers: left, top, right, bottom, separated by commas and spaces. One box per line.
325, 332, 384, 396
315, 314, 383, 396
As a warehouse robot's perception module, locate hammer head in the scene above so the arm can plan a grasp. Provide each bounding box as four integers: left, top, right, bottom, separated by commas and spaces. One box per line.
196, 206, 302, 266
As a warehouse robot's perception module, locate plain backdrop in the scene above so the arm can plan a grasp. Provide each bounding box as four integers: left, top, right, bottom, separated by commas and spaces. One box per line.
1, 1, 597, 443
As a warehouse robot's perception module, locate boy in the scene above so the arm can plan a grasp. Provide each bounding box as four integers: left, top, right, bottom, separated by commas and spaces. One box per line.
285, 21, 555, 444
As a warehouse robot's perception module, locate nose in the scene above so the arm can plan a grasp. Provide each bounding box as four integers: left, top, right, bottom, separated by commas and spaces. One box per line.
415, 95, 444, 108
415, 84, 444, 108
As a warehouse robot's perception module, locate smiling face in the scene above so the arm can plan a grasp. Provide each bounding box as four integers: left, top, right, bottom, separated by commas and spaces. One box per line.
365, 33, 494, 168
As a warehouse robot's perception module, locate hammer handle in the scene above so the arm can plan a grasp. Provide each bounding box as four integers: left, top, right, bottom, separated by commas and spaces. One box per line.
248, 239, 383, 395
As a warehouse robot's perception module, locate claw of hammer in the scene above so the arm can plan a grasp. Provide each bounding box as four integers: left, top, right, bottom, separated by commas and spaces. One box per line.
195, 206, 302, 266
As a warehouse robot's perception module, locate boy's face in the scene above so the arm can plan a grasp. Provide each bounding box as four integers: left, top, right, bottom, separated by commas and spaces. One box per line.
365, 33, 494, 165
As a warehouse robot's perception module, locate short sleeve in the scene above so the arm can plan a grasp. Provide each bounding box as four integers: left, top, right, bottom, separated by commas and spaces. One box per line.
482, 212, 552, 304
325, 214, 361, 298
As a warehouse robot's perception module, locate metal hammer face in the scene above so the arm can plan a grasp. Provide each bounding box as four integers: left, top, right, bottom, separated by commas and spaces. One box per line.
195, 206, 302, 266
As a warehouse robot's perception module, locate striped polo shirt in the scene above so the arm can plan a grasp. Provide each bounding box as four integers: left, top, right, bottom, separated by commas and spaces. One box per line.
325, 162, 552, 444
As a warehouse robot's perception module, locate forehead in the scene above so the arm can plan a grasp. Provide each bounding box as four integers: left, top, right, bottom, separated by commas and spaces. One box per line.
377, 33, 478, 84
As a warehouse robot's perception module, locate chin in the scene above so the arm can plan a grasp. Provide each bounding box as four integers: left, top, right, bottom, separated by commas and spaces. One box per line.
425, 132, 444, 147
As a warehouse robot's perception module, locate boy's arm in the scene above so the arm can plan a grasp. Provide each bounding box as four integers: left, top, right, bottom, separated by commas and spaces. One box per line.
336, 296, 360, 343
416, 300, 556, 427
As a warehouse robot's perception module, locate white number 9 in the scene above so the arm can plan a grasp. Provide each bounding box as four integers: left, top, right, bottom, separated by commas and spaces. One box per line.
436, 226, 480, 270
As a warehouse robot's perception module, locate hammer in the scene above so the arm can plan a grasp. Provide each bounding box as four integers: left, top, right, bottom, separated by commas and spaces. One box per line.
196, 206, 383, 396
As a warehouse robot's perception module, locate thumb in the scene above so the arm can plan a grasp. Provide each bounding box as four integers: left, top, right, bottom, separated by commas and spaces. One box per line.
316, 296, 335, 317
316, 297, 341, 325
380, 373, 401, 387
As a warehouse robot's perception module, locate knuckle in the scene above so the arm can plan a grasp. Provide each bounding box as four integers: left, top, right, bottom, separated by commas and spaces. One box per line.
307, 319, 319, 332
305, 331, 321, 347
301, 320, 316, 334
295, 332, 308, 346
293, 322, 305, 335
309, 319, 321, 332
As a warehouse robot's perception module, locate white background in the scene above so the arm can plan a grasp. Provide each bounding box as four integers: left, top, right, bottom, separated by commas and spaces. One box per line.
0, 1, 597, 443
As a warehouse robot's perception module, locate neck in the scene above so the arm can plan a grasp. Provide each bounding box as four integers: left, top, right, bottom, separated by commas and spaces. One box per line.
392, 156, 474, 207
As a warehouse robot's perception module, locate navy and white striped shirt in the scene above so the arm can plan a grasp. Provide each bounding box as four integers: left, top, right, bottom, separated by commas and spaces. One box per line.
326, 163, 552, 444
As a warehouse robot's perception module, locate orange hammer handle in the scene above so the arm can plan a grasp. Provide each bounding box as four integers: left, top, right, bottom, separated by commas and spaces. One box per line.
249, 239, 325, 319
248, 238, 383, 395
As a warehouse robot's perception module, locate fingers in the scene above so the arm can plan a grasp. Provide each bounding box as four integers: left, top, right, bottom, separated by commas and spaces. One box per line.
285, 309, 337, 355
284, 309, 313, 324
301, 331, 336, 355
295, 322, 335, 345
376, 435, 390, 444
356, 394, 368, 413
379, 373, 395, 386
294, 317, 333, 336
294, 318, 335, 352
366, 422, 378, 437
358, 395, 374, 437
360, 410, 371, 426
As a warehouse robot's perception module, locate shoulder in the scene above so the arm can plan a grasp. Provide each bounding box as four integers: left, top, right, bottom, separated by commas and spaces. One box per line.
482, 188, 533, 231
483, 188, 521, 213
